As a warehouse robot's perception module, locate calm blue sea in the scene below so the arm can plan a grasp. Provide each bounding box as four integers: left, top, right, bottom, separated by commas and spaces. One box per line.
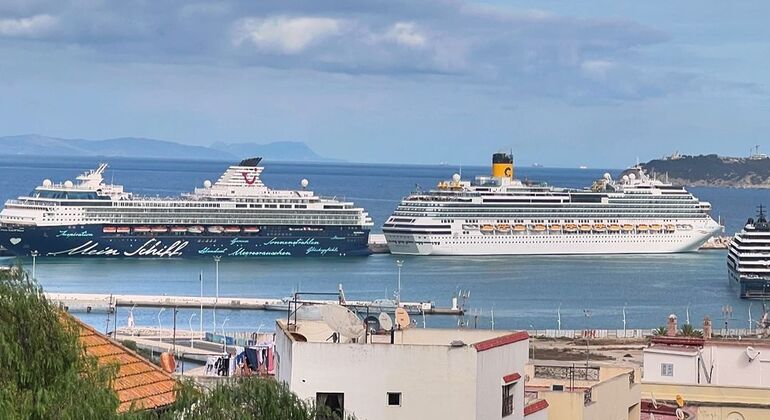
0, 155, 762, 332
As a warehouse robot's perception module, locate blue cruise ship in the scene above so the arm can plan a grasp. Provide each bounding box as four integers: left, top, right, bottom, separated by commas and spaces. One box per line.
0, 158, 372, 258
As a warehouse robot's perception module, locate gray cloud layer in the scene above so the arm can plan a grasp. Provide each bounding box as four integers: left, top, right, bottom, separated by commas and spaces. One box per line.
0, 0, 686, 102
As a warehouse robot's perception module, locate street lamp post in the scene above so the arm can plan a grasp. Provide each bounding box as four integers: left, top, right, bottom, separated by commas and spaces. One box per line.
722, 305, 733, 336
395, 259, 403, 306
213, 256, 221, 332
30, 250, 38, 279
221, 316, 229, 353
189, 313, 197, 349
622, 302, 627, 336
157, 307, 166, 334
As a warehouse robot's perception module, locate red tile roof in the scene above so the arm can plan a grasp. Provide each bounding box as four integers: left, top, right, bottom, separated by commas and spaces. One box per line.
73, 317, 177, 413
473, 331, 529, 352
503, 372, 521, 383
524, 399, 549, 416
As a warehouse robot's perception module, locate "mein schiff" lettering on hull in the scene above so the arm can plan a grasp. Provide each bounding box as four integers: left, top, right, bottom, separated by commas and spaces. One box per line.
48, 239, 188, 257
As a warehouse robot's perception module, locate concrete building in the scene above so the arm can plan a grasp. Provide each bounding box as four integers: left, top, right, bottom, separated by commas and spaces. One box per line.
642, 335, 770, 419
525, 363, 641, 420
274, 319, 548, 420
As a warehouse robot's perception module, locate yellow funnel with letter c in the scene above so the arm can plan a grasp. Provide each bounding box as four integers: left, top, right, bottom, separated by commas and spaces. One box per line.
492, 152, 514, 179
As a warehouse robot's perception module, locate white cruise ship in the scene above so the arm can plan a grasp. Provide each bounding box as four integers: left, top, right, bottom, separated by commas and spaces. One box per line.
727, 206, 770, 298
384, 152, 721, 255
0, 158, 373, 258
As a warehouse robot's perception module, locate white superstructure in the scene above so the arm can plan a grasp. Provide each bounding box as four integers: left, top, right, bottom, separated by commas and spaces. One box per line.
727, 206, 770, 298
384, 153, 721, 256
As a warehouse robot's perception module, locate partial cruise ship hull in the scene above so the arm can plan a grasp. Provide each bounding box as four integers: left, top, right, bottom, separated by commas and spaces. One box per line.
386, 227, 719, 256
0, 225, 370, 258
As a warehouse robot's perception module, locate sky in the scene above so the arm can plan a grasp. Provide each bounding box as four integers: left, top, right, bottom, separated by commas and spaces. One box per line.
0, 1, 769, 167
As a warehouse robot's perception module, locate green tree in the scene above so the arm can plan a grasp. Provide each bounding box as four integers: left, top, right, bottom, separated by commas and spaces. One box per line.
165, 377, 355, 420
652, 326, 667, 336
680, 324, 703, 338
0, 263, 125, 419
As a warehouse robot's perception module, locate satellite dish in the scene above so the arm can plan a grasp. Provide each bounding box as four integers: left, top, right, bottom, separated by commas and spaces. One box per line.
320, 304, 364, 339
395, 307, 410, 330
204, 180, 212, 188
675, 394, 685, 408
378, 312, 393, 331
675, 408, 684, 420
64, 180, 73, 188
42, 179, 52, 187
603, 173, 611, 180
301, 178, 309, 189
364, 315, 380, 332
746, 346, 760, 362
452, 173, 461, 182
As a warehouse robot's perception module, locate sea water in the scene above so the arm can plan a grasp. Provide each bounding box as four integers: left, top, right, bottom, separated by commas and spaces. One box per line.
0, 155, 758, 332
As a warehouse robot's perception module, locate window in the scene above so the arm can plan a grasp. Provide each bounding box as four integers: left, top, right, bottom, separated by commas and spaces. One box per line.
502, 383, 514, 417
661, 363, 674, 377
316, 393, 344, 420
387, 392, 401, 406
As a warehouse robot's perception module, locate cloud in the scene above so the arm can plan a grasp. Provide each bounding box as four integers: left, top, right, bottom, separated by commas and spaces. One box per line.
380, 22, 427, 48
0, 14, 57, 38
232, 16, 344, 54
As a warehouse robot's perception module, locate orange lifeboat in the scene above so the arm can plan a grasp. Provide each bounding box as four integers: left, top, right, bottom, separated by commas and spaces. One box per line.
102, 226, 116, 234
579, 224, 592, 232
481, 225, 495, 234
513, 224, 527, 233
637, 224, 649, 232
532, 224, 547, 233
549, 224, 562, 232
608, 224, 621, 232
621, 224, 634, 232
496, 224, 511, 233
564, 224, 578, 233
593, 224, 607, 232
650, 224, 662, 232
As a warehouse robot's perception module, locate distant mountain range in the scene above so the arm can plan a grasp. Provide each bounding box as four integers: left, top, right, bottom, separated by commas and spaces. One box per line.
633, 154, 770, 188
0, 135, 333, 162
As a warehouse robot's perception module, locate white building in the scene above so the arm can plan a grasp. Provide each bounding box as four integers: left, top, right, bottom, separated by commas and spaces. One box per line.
274, 319, 548, 420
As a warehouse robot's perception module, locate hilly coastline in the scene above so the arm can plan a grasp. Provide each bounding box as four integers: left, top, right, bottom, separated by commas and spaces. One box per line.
0, 134, 332, 162
637, 154, 770, 188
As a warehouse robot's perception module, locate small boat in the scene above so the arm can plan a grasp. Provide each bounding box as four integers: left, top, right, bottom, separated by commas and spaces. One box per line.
102, 226, 116, 234
513, 224, 527, 233
608, 224, 621, 232
208, 226, 224, 234
224, 226, 241, 233
133, 226, 151, 233
242, 226, 260, 233
677, 224, 693, 230
462, 224, 479, 230
650, 224, 662, 232
496, 224, 511, 233
637, 224, 649, 232
593, 224, 607, 232
480, 225, 495, 234
170, 226, 187, 233
621, 224, 634, 232
116, 226, 130, 234
188, 226, 204, 234
665, 224, 676, 232
564, 224, 578, 233
549, 224, 562, 232
532, 224, 547, 232
579, 224, 592, 232
151, 226, 168, 233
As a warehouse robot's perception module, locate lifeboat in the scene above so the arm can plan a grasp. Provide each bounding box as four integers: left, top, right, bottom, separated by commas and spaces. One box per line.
665, 224, 676, 232
242, 226, 260, 233
564, 224, 578, 233
480, 225, 495, 234
532, 224, 547, 233
116, 226, 130, 234
636, 224, 649, 232
649, 224, 662, 232
579, 224, 592, 232
462, 224, 479, 231
608, 224, 621, 232
593, 224, 607, 232
102, 226, 116, 234
133, 226, 151, 233
549, 224, 562, 232
208, 226, 224, 234
224, 226, 241, 233
621, 224, 634, 232
188, 226, 204, 234
677, 224, 693, 230
151, 226, 168, 233
170, 226, 187, 233
513, 224, 527, 233
496, 224, 511, 233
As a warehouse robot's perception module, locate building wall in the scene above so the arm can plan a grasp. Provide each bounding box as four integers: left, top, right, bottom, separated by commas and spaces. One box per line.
274, 325, 293, 383
475, 339, 529, 420
284, 341, 481, 420
642, 382, 770, 420
583, 372, 640, 420
642, 350, 698, 384
705, 344, 770, 387
538, 391, 584, 420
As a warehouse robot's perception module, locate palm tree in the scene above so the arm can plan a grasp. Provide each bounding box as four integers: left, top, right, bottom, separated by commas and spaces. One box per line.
652, 326, 667, 336
680, 323, 703, 337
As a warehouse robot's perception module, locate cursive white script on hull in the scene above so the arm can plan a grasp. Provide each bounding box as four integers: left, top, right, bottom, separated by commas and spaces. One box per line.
46, 239, 188, 257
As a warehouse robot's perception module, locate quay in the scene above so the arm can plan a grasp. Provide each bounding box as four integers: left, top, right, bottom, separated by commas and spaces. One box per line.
45, 292, 464, 316
367, 233, 389, 253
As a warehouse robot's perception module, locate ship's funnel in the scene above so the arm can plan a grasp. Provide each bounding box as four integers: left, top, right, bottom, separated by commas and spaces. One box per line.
492, 152, 514, 179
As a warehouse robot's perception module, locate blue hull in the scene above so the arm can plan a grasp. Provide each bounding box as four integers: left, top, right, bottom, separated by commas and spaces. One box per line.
0, 225, 371, 258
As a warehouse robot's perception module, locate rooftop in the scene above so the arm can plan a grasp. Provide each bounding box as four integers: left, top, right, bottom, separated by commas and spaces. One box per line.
74, 317, 177, 413
277, 319, 528, 349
